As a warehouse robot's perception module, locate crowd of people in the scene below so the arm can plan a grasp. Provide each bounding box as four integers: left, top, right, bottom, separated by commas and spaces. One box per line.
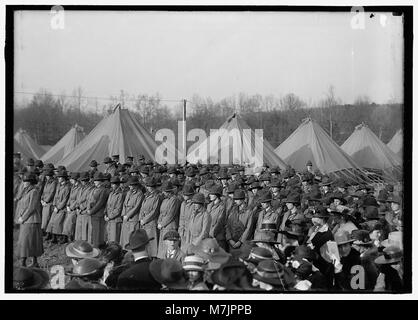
12, 153, 404, 291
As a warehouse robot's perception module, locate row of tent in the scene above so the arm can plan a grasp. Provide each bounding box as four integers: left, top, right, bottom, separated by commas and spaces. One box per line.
14, 106, 403, 181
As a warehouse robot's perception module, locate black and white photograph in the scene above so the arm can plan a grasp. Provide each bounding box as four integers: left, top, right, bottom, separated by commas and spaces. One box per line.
3, 3, 412, 298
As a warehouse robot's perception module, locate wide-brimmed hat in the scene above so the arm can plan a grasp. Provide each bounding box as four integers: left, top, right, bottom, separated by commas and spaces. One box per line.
66, 258, 106, 277
306, 190, 323, 202
110, 176, 121, 184
93, 172, 106, 181
208, 185, 223, 197
162, 181, 176, 192
183, 255, 206, 271
44, 168, 54, 176
191, 193, 205, 204
65, 240, 100, 259
125, 229, 153, 250
381, 231, 403, 249
351, 230, 373, 246
244, 247, 273, 265
103, 157, 113, 164
79, 171, 90, 181
364, 206, 379, 220
13, 267, 49, 290
163, 230, 181, 241
182, 184, 195, 196
278, 229, 304, 240
374, 246, 403, 265
143, 177, 157, 187
253, 260, 288, 286
232, 189, 246, 200
127, 176, 140, 186
56, 170, 68, 178
259, 191, 273, 203
362, 196, 379, 208
210, 259, 249, 289
185, 167, 197, 177
69, 172, 80, 180
283, 193, 301, 204
149, 258, 187, 289
26, 158, 35, 166
226, 184, 236, 194
190, 238, 231, 266
377, 190, 389, 202
89, 160, 98, 167
334, 230, 355, 246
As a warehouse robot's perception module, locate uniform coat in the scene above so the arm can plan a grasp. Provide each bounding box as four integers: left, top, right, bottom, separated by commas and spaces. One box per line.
277, 208, 304, 243
62, 183, 81, 237
160, 248, 186, 262
226, 203, 255, 251
206, 200, 227, 249
116, 257, 160, 290
254, 205, 280, 238
86, 185, 110, 247
40, 178, 57, 230
75, 183, 94, 241
139, 191, 162, 257
48, 182, 71, 235
16, 185, 43, 258
184, 207, 211, 252
178, 199, 193, 251
120, 188, 144, 248
105, 187, 125, 243
157, 194, 181, 257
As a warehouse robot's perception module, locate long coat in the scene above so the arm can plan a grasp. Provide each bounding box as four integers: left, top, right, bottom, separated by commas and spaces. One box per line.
178, 199, 193, 251
16, 185, 43, 258
226, 203, 255, 244
139, 191, 163, 257
48, 182, 71, 235
75, 183, 95, 241
157, 194, 181, 257
277, 208, 305, 243
86, 185, 110, 247
254, 205, 280, 238
120, 188, 144, 248
41, 178, 57, 230
184, 207, 211, 252
62, 183, 81, 237
206, 200, 227, 247
105, 187, 125, 243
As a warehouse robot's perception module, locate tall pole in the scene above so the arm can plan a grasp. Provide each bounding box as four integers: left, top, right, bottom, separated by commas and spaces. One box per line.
329, 110, 333, 139
183, 99, 187, 164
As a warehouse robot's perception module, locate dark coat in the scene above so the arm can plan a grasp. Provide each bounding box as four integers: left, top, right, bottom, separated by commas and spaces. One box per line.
334, 248, 361, 291
116, 257, 161, 290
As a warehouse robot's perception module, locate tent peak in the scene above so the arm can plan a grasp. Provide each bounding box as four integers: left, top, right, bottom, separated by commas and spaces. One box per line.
113, 103, 122, 113
355, 122, 368, 130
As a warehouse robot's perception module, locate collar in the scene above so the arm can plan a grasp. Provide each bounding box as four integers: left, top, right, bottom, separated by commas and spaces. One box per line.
317, 224, 329, 232
133, 253, 149, 262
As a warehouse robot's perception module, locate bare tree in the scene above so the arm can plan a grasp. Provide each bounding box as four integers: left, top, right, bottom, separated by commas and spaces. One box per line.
279, 93, 306, 111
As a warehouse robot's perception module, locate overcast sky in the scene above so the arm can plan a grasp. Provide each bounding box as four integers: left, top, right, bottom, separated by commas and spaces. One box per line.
14, 10, 404, 109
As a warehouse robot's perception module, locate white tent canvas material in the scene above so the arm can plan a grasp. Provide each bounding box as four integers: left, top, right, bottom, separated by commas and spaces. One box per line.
14, 139, 34, 162
387, 129, 403, 158
14, 129, 45, 159
60, 106, 176, 171
187, 113, 287, 168
275, 118, 362, 175
341, 123, 402, 172
41, 124, 86, 165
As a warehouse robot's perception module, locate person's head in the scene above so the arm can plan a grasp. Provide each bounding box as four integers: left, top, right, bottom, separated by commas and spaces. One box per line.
338, 242, 352, 257
94, 180, 102, 188
286, 202, 295, 210
311, 208, 329, 227
192, 193, 205, 210
390, 201, 401, 211
333, 198, 342, 206
261, 201, 270, 209
183, 255, 205, 282
22, 173, 37, 188
163, 230, 181, 251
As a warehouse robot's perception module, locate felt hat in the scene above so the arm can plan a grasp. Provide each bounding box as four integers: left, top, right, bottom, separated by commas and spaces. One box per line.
79, 172, 90, 181
191, 193, 205, 204
182, 184, 195, 196
13, 267, 49, 290
227, 184, 237, 194
70, 172, 80, 180
283, 193, 301, 204
329, 192, 347, 205
167, 166, 178, 175
319, 177, 333, 186
26, 158, 35, 166
190, 238, 230, 266
233, 189, 246, 200
259, 191, 273, 203
251, 231, 279, 245
140, 165, 149, 174
387, 195, 402, 205
162, 180, 176, 192
143, 177, 157, 187
306, 160, 313, 166
377, 190, 389, 202
334, 230, 355, 246
34, 159, 44, 168
293, 245, 317, 262
312, 207, 330, 219
65, 240, 100, 259
253, 260, 287, 286
66, 258, 106, 277
125, 229, 153, 250
56, 170, 68, 178
364, 206, 379, 220
110, 176, 121, 184
374, 246, 403, 265
210, 259, 249, 289
93, 172, 107, 181
22, 173, 37, 183
244, 247, 273, 265
362, 196, 379, 208
209, 185, 223, 197
260, 221, 278, 232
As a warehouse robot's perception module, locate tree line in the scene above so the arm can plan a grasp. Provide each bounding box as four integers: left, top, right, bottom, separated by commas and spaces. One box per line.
14, 89, 403, 149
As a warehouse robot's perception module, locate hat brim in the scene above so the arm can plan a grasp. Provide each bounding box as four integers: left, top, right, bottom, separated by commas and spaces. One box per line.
15, 268, 50, 290
65, 243, 101, 259
253, 273, 282, 286
125, 237, 154, 250
374, 255, 402, 265
251, 239, 280, 245
353, 240, 373, 246
336, 239, 356, 246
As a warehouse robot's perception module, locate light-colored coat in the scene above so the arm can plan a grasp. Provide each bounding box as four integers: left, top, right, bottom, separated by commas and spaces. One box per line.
120, 188, 144, 248
86, 185, 110, 247
48, 182, 71, 235
184, 207, 211, 252
139, 191, 163, 257
105, 187, 125, 243
41, 178, 57, 230
157, 194, 181, 257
